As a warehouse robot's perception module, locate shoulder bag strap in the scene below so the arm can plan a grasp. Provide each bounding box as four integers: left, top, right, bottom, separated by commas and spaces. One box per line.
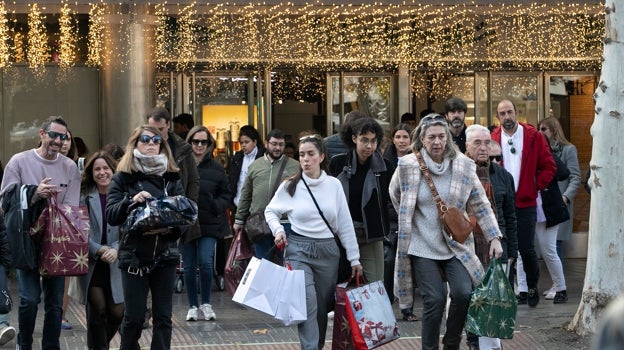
415, 151, 448, 218
301, 176, 336, 236
270, 157, 289, 198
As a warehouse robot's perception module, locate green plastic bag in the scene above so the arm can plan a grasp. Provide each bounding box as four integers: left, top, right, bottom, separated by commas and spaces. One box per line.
465, 259, 518, 339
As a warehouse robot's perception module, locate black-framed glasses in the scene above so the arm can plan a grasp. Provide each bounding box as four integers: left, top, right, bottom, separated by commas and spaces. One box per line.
191, 139, 210, 146
489, 155, 502, 162
421, 114, 447, 126
507, 138, 516, 154
539, 127, 549, 132
46, 131, 69, 141
268, 141, 285, 147
138, 134, 163, 144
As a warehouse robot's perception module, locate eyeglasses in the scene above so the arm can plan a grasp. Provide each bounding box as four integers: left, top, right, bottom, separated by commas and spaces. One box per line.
539, 127, 550, 132
191, 139, 209, 146
358, 137, 378, 147
421, 114, 447, 126
489, 155, 502, 162
507, 138, 516, 154
138, 134, 163, 144
46, 131, 69, 141
299, 134, 322, 142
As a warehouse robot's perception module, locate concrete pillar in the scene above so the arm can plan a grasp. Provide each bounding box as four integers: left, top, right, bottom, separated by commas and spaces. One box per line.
101, 4, 156, 148
397, 65, 411, 118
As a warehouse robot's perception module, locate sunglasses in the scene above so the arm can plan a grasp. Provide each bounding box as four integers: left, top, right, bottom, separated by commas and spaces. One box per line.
191, 139, 210, 146
489, 155, 502, 162
421, 114, 447, 126
138, 134, 163, 144
299, 134, 322, 142
46, 131, 69, 141
507, 138, 516, 154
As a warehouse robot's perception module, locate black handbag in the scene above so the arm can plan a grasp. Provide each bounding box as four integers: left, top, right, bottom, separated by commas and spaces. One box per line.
122, 195, 198, 235
244, 158, 288, 242
0, 273, 11, 314
302, 177, 352, 283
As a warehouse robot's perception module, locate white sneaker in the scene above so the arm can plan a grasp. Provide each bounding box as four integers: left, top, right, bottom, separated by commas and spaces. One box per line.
186, 306, 199, 321
543, 286, 555, 296
0, 326, 15, 346
545, 289, 557, 300
200, 303, 216, 320
328, 311, 334, 320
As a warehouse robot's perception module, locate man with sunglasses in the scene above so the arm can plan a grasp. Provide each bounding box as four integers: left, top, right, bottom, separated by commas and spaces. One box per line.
491, 99, 556, 308
233, 129, 300, 262
0, 116, 81, 349
445, 97, 469, 153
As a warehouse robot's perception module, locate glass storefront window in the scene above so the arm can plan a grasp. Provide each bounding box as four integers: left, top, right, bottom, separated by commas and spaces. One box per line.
491, 73, 541, 126
329, 74, 393, 134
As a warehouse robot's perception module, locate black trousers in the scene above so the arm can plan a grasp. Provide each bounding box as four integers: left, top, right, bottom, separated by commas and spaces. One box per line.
516, 206, 539, 289
119, 264, 176, 350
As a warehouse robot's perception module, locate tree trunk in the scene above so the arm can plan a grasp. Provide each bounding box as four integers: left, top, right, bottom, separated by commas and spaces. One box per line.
568, 0, 624, 336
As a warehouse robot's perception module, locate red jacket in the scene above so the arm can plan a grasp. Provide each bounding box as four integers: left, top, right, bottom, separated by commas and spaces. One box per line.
491, 122, 556, 208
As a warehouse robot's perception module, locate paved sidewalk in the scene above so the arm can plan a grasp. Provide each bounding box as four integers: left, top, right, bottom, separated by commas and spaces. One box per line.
4, 259, 587, 349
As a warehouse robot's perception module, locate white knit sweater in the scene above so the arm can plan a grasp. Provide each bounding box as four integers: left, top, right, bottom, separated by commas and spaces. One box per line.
265, 171, 361, 266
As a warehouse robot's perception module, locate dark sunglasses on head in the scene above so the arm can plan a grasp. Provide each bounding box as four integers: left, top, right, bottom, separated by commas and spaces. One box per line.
46, 131, 69, 141
421, 114, 447, 126
138, 134, 163, 144
299, 134, 322, 142
489, 155, 502, 162
191, 139, 210, 146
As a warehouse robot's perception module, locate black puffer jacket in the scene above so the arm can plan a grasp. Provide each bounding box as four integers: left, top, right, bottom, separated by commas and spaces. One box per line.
197, 155, 232, 239
0, 211, 11, 267
106, 171, 185, 269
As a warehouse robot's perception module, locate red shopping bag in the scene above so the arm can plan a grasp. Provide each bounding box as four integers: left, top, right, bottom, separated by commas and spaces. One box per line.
332, 280, 356, 350
224, 229, 254, 295
31, 195, 89, 276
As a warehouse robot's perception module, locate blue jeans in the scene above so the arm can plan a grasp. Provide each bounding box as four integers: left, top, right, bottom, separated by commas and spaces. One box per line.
253, 223, 290, 263
181, 236, 216, 307
16, 268, 64, 350
0, 264, 9, 327
412, 256, 473, 350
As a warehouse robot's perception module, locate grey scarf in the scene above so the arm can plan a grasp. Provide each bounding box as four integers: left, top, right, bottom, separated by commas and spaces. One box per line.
132, 149, 168, 176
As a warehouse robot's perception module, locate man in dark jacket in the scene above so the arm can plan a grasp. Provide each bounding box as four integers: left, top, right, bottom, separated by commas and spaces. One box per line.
491, 99, 556, 308
445, 97, 468, 153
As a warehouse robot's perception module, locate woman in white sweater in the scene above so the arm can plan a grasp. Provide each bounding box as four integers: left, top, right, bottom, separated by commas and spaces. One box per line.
265, 134, 362, 350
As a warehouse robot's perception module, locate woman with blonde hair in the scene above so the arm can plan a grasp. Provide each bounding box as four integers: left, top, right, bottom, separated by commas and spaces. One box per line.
106, 125, 185, 349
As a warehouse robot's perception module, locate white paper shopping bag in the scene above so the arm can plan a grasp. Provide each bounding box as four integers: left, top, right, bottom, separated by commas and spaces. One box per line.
275, 269, 307, 326
232, 257, 288, 316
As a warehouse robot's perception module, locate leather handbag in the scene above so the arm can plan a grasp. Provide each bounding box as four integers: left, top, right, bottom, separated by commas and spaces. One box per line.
415, 152, 473, 244
121, 195, 198, 235
244, 211, 271, 243
243, 158, 288, 242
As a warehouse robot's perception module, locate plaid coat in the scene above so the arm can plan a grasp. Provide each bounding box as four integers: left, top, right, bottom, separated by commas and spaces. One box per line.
389, 151, 502, 310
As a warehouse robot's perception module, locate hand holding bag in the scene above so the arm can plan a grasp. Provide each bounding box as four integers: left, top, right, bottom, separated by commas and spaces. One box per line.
415, 152, 473, 244
121, 195, 198, 235
465, 259, 518, 339
32, 195, 90, 276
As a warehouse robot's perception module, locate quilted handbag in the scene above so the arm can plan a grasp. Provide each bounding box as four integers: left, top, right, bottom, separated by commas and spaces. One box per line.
121, 195, 198, 235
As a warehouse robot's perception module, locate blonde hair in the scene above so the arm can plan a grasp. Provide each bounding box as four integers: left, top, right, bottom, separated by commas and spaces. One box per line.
538, 117, 571, 146
116, 125, 180, 174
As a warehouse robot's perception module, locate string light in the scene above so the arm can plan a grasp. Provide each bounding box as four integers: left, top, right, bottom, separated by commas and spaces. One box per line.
0, 2, 9, 69
86, 3, 104, 67
26, 3, 47, 79
13, 32, 25, 63
58, 2, 77, 75
0, 2, 605, 84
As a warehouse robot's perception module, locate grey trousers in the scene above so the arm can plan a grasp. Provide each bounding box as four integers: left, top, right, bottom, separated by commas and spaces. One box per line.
285, 233, 339, 350
411, 256, 473, 350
